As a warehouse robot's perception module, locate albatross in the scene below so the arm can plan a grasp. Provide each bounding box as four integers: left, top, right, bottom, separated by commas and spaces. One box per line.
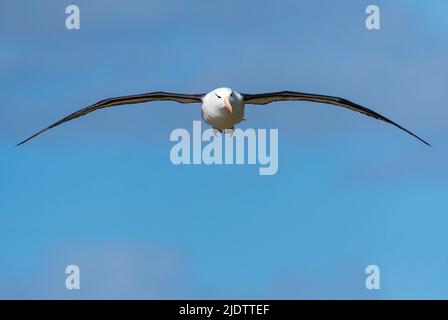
17, 87, 430, 146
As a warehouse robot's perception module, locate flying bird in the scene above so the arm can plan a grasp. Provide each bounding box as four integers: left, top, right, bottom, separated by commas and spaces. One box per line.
17, 87, 430, 146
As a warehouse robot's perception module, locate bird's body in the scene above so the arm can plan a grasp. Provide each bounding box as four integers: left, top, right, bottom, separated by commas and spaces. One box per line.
201, 88, 245, 130
17, 86, 430, 146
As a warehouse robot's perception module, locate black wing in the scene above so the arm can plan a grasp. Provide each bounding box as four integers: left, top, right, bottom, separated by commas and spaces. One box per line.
17, 92, 204, 146
242, 91, 430, 146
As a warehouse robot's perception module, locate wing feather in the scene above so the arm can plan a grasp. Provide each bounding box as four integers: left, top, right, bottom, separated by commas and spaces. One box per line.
242, 91, 430, 146
17, 92, 204, 146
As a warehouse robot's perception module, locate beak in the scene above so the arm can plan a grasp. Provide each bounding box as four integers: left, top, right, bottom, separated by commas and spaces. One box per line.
224, 96, 233, 114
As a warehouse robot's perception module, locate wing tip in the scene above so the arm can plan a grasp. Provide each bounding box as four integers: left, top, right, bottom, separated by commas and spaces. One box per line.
393, 123, 431, 147
392, 126, 431, 147
403, 130, 431, 147
16, 137, 32, 147
16, 128, 48, 147
418, 137, 431, 147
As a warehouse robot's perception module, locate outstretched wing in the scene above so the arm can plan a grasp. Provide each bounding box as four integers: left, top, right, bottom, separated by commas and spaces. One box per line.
17, 92, 204, 146
242, 91, 430, 146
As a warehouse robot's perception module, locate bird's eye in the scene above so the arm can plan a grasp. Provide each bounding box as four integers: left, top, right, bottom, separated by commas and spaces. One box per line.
215, 93, 221, 99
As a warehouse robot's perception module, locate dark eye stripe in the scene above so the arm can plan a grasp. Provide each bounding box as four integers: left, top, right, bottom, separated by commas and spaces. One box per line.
215, 93, 221, 98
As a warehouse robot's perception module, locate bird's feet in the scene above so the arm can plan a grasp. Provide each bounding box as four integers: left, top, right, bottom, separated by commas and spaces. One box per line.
212, 128, 234, 136
224, 127, 234, 136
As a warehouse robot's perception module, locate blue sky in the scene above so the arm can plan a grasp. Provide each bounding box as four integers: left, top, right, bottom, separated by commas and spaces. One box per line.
1, 0, 447, 299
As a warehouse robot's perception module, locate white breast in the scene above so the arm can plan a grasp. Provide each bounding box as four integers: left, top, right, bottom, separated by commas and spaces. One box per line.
201, 92, 245, 129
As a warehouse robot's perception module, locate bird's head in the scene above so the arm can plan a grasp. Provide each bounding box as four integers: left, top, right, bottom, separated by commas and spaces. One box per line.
207, 87, 236, 114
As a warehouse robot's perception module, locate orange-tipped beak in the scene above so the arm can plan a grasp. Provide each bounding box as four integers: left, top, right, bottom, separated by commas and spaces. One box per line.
224, 96, 233, 114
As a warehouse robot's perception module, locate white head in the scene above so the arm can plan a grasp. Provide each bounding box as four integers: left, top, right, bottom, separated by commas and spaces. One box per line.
203, 87, 242, 114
